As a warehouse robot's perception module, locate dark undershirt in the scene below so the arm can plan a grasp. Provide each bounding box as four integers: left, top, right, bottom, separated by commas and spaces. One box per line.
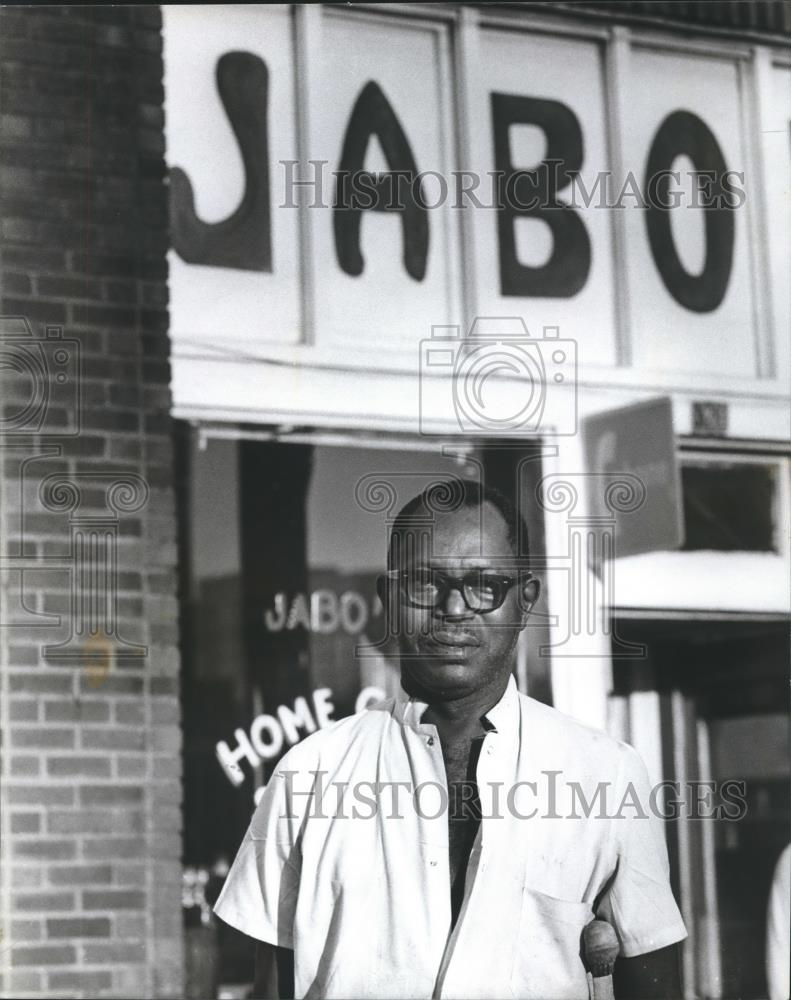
447, 734, 486, 929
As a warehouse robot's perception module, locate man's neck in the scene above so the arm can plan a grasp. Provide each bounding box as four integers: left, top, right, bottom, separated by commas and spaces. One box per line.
419, 679, 509, 744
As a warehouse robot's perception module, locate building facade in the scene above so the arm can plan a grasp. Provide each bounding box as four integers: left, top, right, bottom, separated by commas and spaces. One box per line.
1, 3, 789, 998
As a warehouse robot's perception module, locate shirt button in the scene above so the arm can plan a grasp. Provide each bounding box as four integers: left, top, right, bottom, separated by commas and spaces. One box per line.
486, 745, 493, 755
427, 737, 435, 746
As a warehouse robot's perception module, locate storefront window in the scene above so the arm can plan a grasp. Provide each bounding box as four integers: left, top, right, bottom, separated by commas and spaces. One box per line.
681, 460, 779, 552
176, 427, 549, 992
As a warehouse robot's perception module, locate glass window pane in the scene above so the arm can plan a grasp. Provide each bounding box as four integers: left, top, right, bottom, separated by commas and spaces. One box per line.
681, 462, 777, 552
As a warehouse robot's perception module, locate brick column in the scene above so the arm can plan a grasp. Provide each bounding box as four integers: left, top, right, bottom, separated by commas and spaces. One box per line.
0, 7, 183, 998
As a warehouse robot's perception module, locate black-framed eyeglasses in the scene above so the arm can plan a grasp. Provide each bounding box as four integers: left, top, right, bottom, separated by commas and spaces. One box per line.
386, 568, 533, 614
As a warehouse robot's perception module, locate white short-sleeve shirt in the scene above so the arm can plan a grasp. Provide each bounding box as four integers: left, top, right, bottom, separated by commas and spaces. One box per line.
766, 843, 791, 1000
215, 677, 687, 999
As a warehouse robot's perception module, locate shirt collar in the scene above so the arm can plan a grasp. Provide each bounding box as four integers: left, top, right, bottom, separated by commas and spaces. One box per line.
394, 674, 519, 737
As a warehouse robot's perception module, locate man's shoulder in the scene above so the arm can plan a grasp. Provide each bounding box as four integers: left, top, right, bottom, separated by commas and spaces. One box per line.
517, 691, 636, 769
273, 697, 396, 771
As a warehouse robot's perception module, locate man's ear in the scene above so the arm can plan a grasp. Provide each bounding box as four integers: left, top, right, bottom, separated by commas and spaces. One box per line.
521, 576, 540, 615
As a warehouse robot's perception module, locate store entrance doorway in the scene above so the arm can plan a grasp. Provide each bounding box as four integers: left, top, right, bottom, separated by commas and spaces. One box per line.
613, 616, 790, 1000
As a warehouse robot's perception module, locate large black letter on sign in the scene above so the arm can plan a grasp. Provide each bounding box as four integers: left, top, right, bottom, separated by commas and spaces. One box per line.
491, 94, 590, 298
644, 110, 733, 312
169, 51, 271, 272
334, 81, 428, 281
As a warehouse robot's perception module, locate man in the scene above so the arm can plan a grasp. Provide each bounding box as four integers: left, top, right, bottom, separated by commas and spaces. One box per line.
766, 842, 790, 1000
215, 480, 687, 998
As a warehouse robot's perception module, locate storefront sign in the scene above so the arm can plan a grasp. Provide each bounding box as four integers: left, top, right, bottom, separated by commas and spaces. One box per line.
216, 687, 335, 786
263, 588, 380, 634
163, 5, 779, 386
216, 686, 385, 791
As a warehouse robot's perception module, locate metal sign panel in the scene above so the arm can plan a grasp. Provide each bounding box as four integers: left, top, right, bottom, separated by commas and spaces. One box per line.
582, 396, 683, 557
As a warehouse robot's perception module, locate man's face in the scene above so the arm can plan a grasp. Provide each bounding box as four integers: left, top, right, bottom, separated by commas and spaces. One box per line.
383, 501, 539, 703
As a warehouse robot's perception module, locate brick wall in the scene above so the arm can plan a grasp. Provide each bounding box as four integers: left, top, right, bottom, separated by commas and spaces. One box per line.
0, 7, 183, 998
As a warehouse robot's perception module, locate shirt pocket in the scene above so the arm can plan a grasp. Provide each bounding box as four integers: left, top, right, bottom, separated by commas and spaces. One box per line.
509, 886, 593, 1000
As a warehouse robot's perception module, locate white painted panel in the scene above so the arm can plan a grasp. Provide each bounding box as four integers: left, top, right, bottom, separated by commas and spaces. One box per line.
766, 65, 791, 385
623, 49, 757, 377
163, 5, 302, 348
308, 10, 461, 356
611, 551, 790, 613
472, 30, 618, 368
